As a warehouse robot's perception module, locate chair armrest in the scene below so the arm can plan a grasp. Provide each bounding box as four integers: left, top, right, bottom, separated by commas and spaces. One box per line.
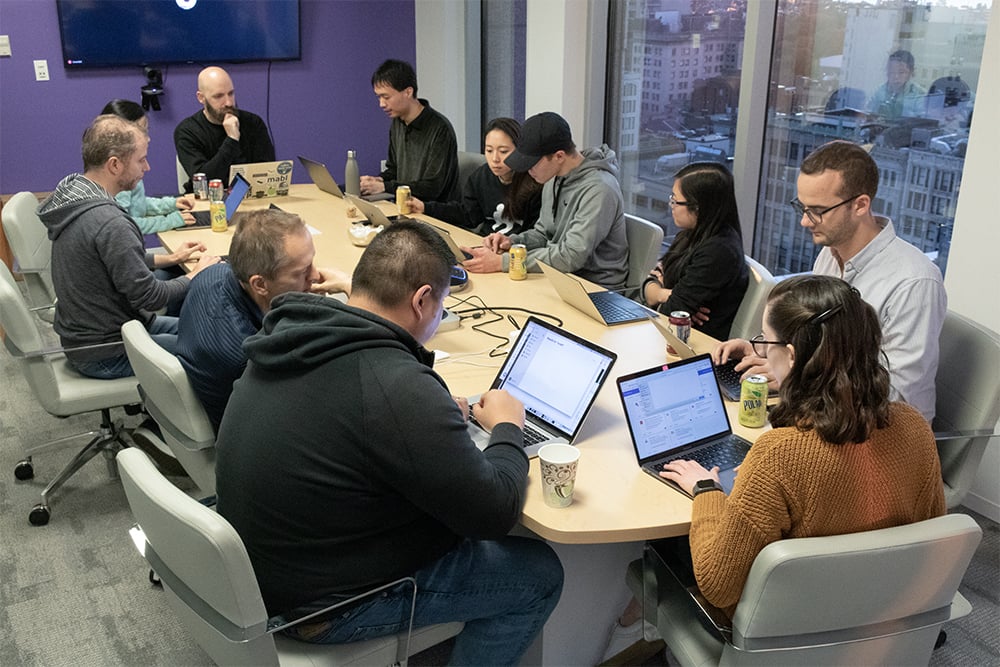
5, 338, 125, 360
643, 542, 732, 643
934, 429, 1000, 442
264, 576, 417, 635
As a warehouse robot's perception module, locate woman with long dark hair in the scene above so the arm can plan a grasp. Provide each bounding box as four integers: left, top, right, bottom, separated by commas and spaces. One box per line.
643, 162, 747, 340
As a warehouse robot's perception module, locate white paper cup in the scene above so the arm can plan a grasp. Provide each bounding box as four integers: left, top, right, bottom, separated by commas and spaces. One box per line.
538, 443, 580, 508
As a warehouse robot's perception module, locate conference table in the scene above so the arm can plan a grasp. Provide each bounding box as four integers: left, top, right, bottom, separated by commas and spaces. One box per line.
159, 184, 770, 666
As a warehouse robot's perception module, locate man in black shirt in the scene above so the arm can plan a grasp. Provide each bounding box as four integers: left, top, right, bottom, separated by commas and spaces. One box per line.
360, 59, 459, 203
174, 66, 275, 193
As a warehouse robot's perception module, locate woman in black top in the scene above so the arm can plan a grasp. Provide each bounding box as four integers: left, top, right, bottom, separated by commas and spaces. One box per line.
409, 117, 541, 235
643, 162, 748, 340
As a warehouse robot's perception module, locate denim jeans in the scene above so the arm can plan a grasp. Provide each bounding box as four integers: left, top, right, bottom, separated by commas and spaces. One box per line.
284, 536, 564, 666
69, 316, 179, 379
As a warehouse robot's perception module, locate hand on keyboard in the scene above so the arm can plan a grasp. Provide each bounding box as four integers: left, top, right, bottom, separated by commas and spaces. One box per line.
471, 389, 525, 432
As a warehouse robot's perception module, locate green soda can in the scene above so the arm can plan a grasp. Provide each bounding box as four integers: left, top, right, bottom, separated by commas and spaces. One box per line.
738, 374, 769, 428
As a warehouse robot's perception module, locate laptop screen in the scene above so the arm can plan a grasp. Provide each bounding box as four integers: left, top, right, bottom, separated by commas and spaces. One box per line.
225, 173, 251, 219
618, 354, 732, 461
494, 318, 616, 438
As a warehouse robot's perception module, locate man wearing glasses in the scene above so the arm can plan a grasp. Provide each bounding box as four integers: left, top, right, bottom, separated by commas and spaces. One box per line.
715, 140, 946, 422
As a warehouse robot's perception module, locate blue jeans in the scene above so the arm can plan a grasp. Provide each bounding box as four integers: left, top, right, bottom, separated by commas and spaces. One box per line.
284, 537, 563, 666
69, 316, 179, 379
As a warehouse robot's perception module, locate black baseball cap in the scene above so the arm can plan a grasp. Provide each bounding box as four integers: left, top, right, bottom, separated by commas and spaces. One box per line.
504, 112, 575, 172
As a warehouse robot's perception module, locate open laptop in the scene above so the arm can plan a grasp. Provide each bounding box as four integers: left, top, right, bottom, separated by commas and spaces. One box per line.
466, 316, 617, 457
344, 194, 422, 228
617, 353, 752, 497
298, 155, 345, 197
229, 160, 294, 198
645, 314, 777, 402
426, 223, 474, 262
189, 173, 251, 227
538, 260, 657, 326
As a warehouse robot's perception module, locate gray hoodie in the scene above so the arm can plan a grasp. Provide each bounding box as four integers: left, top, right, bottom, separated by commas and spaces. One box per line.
37, 174, 189, 360
508, 144, 629, 289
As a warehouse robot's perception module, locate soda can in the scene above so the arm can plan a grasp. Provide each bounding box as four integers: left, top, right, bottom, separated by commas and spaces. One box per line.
665, 310, 691, 354
210, 200, 227, 233
208, 179, 224, 202
738, 374, 769, 428
396, 185, 411, 215
509, 244, 528, 281
192, 173, 208, 200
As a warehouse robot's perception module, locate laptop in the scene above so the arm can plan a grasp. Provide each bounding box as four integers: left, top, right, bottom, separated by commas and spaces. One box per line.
466, 316, 617, 457
298, 155, 345, 197
538, 260, 657, 326
190, 172, 251, 226
345, 194, 417, 227
645, 314, 777, 402
617, 353, 752, 497
426, 223, 473, 262
229, 160, 294, 198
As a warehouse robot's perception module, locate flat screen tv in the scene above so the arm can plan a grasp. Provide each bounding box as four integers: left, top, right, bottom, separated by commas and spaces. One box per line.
56, 0, 301, 69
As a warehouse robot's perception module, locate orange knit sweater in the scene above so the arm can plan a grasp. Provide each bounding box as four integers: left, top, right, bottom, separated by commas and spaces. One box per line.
689, 402, 946, 612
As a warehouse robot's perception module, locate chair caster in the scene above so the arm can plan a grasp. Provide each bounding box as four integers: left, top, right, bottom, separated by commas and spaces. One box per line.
14, 459, 34, 481
29, 504, 51, 526
149, 569, 162, 587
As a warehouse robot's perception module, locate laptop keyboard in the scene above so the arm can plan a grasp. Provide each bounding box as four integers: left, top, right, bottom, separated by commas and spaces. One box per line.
592, 294, 644, 323
647, 435, 750, 473
714, 359, 778, 401
468, 414, 549, 448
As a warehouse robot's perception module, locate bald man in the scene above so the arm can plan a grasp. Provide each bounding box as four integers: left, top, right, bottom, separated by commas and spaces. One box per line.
174, 66, 275, 193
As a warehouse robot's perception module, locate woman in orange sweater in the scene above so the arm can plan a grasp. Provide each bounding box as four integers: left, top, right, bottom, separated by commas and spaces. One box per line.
661, 275, 946, 613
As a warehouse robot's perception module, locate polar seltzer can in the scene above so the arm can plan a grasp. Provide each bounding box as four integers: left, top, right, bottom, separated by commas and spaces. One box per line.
509, 244, 528, 281
396, 185, 411, 215
739, 374, 769, 428
192, 173, 208, 200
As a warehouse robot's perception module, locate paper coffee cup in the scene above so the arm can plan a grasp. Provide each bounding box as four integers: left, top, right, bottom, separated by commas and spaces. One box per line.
538, 443, 580, 508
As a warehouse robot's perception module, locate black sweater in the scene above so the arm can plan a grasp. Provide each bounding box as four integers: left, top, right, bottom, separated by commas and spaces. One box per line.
424, 162, 541, 235
215, 294, 528, 615
174, 109, 275, 192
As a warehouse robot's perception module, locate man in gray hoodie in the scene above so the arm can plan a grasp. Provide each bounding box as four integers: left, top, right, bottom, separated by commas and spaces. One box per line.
467, 111, 629, 289
38, 114, 218, 379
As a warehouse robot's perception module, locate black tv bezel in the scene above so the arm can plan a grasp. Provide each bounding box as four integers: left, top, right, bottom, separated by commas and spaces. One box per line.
55, 0, 303, 70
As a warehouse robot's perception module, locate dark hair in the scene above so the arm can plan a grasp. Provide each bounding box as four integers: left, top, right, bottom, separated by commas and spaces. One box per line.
658, 162, 741, 285
352, 221, 453, 308
228, 209, 307, 283
371, 59, 418, 96
800, 141, 879, 200
766, 275, 891, 444
888, 49, 915, 72
484, 117, 543, 222
81, 115, 142, 171
101, 99, 145, 122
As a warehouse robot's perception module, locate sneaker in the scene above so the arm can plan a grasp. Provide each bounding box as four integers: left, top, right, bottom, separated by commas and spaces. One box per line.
601, 618, 662, 663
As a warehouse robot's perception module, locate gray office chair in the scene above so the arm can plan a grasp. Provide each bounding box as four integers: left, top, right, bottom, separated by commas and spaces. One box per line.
456, 151, 486, 194
933, 310, 1000, 509
628, 514, 980, 667
624, 213, 664, 299
1, 261, 140, 525
176, 155, 189, 195
121, 319, 217, 495
1, 191, 56, 315
727, 256, 776, 341
117, 447, 465, 667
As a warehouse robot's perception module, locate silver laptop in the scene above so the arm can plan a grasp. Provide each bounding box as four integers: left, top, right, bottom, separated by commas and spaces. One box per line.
298, 155, 345, 197
617, 353, 752, 497
538, 260, 657, 326
426, 224, 473, 263
467, 316, 617, 457
229, 160, 294, 198
345, 194, 415, 227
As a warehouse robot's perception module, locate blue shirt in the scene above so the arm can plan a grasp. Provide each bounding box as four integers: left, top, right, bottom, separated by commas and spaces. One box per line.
176, 263, 263, 431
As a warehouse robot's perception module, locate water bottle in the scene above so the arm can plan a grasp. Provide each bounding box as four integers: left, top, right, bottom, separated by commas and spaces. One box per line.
345, 150, 360, 196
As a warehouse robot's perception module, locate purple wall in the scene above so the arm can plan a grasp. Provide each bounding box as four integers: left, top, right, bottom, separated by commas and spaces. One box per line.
0, 0, 416, 196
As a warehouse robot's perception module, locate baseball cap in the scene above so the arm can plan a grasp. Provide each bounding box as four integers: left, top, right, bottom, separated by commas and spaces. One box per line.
504, 112, 575, 172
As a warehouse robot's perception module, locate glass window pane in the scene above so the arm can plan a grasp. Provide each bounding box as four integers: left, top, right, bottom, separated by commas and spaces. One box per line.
606, 2, 747, 246
753, 1, 991, 277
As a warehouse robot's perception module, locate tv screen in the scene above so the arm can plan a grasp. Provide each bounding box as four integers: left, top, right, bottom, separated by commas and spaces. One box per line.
56, 0, 301, 69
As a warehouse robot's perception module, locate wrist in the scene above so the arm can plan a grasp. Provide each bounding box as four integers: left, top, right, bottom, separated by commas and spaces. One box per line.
692, 478, 724, 497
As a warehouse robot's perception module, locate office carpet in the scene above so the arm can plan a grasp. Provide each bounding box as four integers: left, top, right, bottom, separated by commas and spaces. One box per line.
1, 295, 997, 666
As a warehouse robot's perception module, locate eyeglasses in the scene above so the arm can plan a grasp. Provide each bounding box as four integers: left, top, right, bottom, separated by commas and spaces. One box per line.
790, 194, 862, 225
750, 333, 788, 358
668, 193, 693, 208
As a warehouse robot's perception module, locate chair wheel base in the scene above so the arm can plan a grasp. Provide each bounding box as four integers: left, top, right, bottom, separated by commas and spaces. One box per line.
14, 460, 34, 480
29, 504, 51, 526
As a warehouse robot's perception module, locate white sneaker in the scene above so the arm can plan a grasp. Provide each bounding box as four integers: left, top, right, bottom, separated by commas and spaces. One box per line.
601, 619, 661, 663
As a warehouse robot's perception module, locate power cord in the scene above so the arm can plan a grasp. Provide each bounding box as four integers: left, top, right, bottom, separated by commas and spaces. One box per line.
445, 294, 564, 357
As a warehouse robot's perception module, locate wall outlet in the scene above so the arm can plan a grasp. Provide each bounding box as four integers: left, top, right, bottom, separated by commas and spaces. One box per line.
34, 59, 49, 81
0, 35, 11, 57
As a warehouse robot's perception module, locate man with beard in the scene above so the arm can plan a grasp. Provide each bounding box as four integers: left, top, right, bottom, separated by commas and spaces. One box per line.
174, 66, 275, 193
38, 115, 219, 379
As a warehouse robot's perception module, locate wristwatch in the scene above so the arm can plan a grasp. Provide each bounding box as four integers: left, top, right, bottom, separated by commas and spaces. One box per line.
692, 479, 724, 497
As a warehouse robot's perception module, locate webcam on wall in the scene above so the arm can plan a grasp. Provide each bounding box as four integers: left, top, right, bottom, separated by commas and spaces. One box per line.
141, 67, 164, 111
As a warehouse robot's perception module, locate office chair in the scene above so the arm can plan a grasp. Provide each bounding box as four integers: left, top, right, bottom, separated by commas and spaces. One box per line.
1, 261, 140, 525
456, 151, 486, 195
1, 191, 57, 317
121, 319, 217, 495
933, 310, 1000, 509
176, 155, 188, 195
117, 448, 465, 667
628, 514, 980, 667
727, 256, 776, 341
624, 213, 664, 300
